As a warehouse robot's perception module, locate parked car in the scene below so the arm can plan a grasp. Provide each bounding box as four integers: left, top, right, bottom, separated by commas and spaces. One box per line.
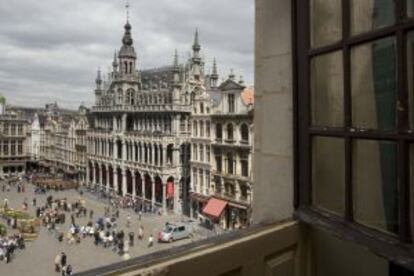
158, 223, 192, 243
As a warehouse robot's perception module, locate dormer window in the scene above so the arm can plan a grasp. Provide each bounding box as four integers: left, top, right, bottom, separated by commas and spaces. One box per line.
228, 94, 235, 113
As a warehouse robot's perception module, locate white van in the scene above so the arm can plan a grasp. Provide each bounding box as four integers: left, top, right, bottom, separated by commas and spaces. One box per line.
158, 223, 192, 242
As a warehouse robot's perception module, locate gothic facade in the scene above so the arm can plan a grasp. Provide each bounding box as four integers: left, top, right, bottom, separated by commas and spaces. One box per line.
86, 19, 254, 226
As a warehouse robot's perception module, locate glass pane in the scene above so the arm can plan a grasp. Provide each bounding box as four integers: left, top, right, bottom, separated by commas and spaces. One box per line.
410, 145, 414, 241
311, 51, 344, 127
351, 0, 396, 35
312, 137, 345, 215
408, 32, 414, 129
351, 37, 397, 130
311, 0, 342, 48
353, 140, 399, 234
408, 0, 414, 17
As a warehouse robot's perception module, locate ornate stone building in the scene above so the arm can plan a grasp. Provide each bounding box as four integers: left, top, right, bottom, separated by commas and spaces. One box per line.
86, 19, 254, 224
33, 105, 89, 183
0, 112, 30, 177
87, 21, 201, 215
189, 71, 254, 229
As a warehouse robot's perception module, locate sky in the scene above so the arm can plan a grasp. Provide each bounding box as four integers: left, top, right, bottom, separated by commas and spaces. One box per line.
0, 0, 254, 109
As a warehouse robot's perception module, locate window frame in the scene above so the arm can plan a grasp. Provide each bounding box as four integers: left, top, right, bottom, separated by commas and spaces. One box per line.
295, 0, 414, 270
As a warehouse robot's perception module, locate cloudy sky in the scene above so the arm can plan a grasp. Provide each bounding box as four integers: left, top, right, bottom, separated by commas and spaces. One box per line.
0, 0, 254, 109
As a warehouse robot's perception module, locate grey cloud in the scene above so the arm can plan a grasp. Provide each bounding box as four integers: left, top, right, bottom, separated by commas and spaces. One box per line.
0, 0, 254, 109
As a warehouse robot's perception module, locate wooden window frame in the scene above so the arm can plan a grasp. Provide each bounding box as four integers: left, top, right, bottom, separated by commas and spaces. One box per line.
294, 0, 414, 270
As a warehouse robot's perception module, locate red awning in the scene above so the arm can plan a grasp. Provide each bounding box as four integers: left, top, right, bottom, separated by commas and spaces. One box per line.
202, 198, 228, 218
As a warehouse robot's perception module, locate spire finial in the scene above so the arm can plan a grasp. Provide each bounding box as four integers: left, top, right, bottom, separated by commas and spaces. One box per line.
125, 0, 130, 22
174, 49, 179, 67
212, 58, 218, 76
192, 28, 201, 52
229, 69, 235, 80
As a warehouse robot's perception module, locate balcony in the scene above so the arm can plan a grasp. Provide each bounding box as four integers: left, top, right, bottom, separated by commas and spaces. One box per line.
75, 221, 299, 276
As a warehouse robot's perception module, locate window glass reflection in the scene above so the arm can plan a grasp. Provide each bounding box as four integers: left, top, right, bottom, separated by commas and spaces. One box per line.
351, 0, 395, 35
312, 137, 345, 215
353, 140, 399, 234
311, 51, 344, 127
351, 37, 397, 130
311, 0, 342, 48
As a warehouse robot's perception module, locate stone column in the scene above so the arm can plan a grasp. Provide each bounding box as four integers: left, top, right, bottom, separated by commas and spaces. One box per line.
162, 146, 167, 165
122, 140, 127, 161
152, 144, 156, 165
106, 139, 110, 158
113, 169, 118, 194
174, 181, 180, 214
113, 116, 117, 132
92, 163, 96, 186
106, 167, 110, 192
132, 171, 137, 197
122, 169, 127, 196
98, 164, 103, 187
158, 145, 162, 167
114, 139, 119, 160
151, 177, 155, 207
162, 182, 167, 215
122, 114, 127, 132
132, 142, 136, 162
141, 176, 146, 200
86, 164, 90, 186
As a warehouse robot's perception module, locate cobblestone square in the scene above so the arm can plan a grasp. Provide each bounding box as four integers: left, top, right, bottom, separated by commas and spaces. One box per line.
0, 181, 210, 276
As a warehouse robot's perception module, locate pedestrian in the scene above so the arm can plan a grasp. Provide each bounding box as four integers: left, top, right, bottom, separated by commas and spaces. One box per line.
138, 225, 144, 240
138, 210, 142, 221
89, 209, 94, 219
126, 215, 131, 228
54, 253, 61, 272
65, 264, 73, 275
33, 197, 37, 207
60, 252, 67, 268
148, 234, 154, 247
3, 198, 8, 209
128, 231, 134, 247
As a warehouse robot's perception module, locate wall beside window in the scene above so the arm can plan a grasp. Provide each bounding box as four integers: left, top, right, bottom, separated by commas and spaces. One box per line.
252, 0, 294, 224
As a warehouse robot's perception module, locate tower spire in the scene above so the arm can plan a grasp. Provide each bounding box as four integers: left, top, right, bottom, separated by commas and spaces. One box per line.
173, 49, 179, 69
210, 58, 219, 88
125, 0, 130, 22
192, 28, 201, 58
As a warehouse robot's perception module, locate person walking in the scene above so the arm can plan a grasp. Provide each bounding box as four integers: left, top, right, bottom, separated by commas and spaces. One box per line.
138, 225, 144, 240
148, 234, 154, 247
32, 197, 37, 207
54, 253, 61, 272
60, 252, 67, 268
128, 231, 134, 247
126, 215, 131, 228
89, 209, 94, 219
138, 210, 142, 221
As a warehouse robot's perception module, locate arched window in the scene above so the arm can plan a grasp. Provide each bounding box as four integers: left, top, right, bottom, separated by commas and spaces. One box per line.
227, 124, 234, 141
216, 124, 222, 141
227, 153, 234, 175
200, 103, 204, 114
241, 124, 249, 143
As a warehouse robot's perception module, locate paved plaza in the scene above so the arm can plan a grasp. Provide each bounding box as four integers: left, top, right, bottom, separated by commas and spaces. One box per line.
0, 181, 211, 276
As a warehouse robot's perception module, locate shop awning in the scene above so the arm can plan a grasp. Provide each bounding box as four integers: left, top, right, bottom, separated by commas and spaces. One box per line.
202, 198, 228, 218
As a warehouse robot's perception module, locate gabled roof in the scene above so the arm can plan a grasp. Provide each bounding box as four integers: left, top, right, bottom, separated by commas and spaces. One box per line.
218, 78, 246, 91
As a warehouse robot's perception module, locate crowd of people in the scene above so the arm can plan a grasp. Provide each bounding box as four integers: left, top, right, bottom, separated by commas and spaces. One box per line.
0, 172, 180, 274
0, 234, 25, 263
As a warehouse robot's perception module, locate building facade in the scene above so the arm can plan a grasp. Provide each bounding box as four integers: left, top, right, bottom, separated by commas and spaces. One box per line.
189, 73, 254, 229
86, 19, 254, 226
0, 113, 30, 177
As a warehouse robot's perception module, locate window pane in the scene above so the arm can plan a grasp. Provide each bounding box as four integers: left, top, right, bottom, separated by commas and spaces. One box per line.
351, 37, 397, 130
408, 0, 414, 17
407, 32, 414, 129
311, 0, 342, 48
312, 137, 345, 215
410, 145, 414, 241
350, 0, 396, 35
311, 51, 344, 127
353, 140, 399, 234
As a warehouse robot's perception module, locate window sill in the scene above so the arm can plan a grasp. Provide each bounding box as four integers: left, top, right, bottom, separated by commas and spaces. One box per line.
295, 207, 414, 271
